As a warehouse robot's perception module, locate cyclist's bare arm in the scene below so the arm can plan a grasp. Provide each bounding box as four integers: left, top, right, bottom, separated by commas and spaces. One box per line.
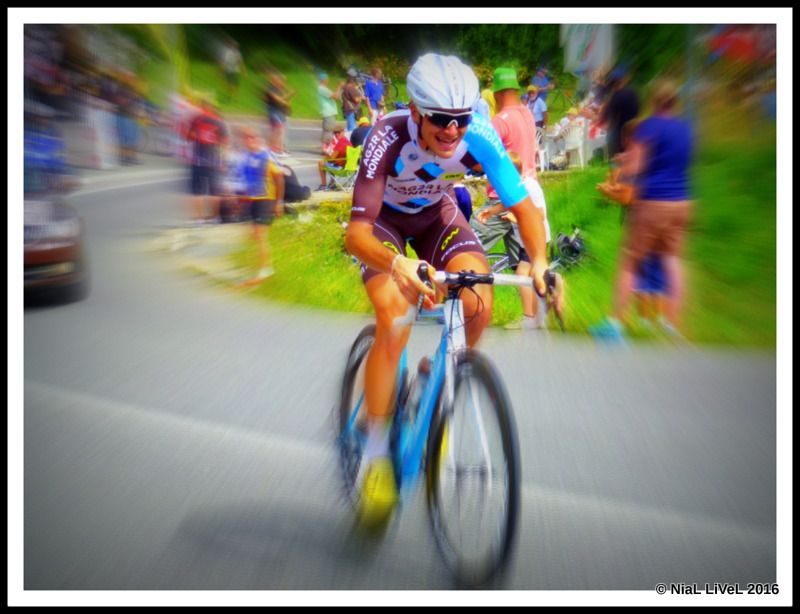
345, 221, 435, 305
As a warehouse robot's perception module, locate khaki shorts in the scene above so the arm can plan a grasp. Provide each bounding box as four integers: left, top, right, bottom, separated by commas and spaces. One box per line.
623, 200, 692, 262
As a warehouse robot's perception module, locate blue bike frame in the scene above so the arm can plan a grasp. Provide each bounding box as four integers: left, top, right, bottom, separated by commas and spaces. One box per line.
343, 295, 468, 499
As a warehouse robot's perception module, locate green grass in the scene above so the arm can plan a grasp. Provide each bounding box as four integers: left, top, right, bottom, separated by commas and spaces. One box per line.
226, 112, 776, 349
142, 50, 408, 120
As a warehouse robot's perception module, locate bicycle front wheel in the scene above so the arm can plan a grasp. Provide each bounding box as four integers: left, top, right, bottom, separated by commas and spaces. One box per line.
337, 325, 375, 508
426, 349, 521, 587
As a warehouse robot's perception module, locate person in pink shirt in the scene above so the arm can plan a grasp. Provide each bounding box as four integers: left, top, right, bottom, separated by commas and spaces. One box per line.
475, 66, 552, 330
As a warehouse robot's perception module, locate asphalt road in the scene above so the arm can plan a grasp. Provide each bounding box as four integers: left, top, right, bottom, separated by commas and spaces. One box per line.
18, 146, 782, 603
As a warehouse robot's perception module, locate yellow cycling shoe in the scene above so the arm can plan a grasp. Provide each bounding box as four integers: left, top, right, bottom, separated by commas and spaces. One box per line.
357, 457, 399, 530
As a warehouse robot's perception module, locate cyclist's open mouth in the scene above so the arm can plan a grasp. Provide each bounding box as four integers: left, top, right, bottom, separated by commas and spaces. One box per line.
434, 134, 460, 154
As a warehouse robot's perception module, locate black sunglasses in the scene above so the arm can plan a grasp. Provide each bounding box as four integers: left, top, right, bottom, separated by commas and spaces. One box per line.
423, 110, 473, 130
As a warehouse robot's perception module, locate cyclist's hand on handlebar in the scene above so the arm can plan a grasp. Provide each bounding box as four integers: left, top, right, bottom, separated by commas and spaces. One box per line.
391, 255, 436, 308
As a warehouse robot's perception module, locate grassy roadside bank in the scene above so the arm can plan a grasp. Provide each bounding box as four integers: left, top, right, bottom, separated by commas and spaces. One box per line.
226, 116, 776, 348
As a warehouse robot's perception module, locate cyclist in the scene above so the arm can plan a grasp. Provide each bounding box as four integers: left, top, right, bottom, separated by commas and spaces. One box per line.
344, 53, 552, 526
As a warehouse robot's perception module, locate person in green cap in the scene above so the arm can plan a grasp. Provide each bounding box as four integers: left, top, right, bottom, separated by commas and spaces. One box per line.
472, 66, 553, 330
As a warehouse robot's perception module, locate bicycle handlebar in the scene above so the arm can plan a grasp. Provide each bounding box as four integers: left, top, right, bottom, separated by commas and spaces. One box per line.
417, 263, 558, 297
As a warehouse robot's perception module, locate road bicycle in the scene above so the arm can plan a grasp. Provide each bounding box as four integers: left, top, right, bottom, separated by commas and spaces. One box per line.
336, 264, 559, 586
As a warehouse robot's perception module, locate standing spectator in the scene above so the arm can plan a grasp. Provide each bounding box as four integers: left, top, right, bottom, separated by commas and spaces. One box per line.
185, 95, 228, 223
472, 67, 552, 331
633, 253, 668, 328
113, 70, 143, 165
317, 124, 351, 190
364, 67, 385, 122
590, 78, 694, 340
480, 75, 496, 117
598, 66, 640, 159
317, 72, 343, 150
238, 126, 285, 284
341, 67, 366, 135
349, 116, 372, 148
527, 86, 548, 128
530, 65, 555, 102
264, 69, 293, 157
219, 36, 246, 103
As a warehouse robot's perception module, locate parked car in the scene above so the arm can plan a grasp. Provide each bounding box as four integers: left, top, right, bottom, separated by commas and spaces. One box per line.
24, 196, 89, 302
24, 100, 88, 303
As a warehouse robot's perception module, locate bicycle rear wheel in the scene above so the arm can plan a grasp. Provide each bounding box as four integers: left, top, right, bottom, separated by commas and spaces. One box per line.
426, 349, 521, 587
337, 325, 375, 508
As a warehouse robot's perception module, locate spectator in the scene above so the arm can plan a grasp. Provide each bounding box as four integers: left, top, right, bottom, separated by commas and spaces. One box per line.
113, 69, 143, 165
364, 66, 385, 122
530, 65, 555, 102
590, 78, 694, 340
341, 67, 366, 134
24, 100, 76, 194
317, 123, 351, 190
185, 95, 228, 223
219, 36, 246, 103
633, 253, 668, 328
554, 106, 586, 163
598, 66, 640, 159
238, 126, 285, 284
472, 66, 551, 331
318, 72, 343, 149
264, 69, 293, 157
527, 86, 548, 128
219, 125, 247, 222
480, 75, 496, 117
349, 116, 372, 148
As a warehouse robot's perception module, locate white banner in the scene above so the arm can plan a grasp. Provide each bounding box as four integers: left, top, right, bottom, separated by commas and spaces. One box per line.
560, 24, 616, 74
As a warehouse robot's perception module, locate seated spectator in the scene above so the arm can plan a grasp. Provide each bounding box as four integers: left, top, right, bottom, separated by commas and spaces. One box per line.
317, 124, 351, 190
349, 116, 372, 148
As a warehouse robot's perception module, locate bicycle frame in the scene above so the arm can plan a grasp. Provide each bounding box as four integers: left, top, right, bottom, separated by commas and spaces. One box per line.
394, 295, 466, 493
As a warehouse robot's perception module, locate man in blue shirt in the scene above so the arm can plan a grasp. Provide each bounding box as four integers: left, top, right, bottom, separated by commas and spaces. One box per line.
530, 66, 554, 102
364, 67, 385, 122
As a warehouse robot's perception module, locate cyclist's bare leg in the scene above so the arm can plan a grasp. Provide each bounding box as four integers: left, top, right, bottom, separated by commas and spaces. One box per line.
445, 251, 493, 347
364, 273, 414, 422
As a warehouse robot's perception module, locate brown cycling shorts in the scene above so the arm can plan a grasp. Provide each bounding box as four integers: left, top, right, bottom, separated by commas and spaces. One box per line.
623, 200, 692, 262
360, 196, 484, 283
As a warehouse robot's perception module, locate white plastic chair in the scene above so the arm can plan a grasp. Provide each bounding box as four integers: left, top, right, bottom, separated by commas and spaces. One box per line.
563, 120, 586, 169
535, 127, 549, 173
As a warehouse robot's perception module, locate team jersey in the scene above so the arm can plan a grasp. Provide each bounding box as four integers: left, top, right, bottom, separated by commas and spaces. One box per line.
350, 109, 528, 224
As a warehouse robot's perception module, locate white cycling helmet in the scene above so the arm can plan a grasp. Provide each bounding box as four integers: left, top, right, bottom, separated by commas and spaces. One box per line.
406, 53, 480, 112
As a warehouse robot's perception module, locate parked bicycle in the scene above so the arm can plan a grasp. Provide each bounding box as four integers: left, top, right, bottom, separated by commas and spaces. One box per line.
347, 65, 400, 102
485, 226, 585, 275
336, 264, 561, 586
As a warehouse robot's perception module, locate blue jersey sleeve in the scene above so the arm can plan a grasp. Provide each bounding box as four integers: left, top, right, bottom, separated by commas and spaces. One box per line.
463, 113, 528, 207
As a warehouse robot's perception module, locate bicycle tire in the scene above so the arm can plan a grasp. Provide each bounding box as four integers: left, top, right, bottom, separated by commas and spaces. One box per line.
337, 324, 376, 508
425, 349, 521, 587
385, 79, 399, 101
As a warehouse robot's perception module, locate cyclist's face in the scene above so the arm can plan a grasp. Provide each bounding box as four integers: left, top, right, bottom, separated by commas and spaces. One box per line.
412, 106, 469, 158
